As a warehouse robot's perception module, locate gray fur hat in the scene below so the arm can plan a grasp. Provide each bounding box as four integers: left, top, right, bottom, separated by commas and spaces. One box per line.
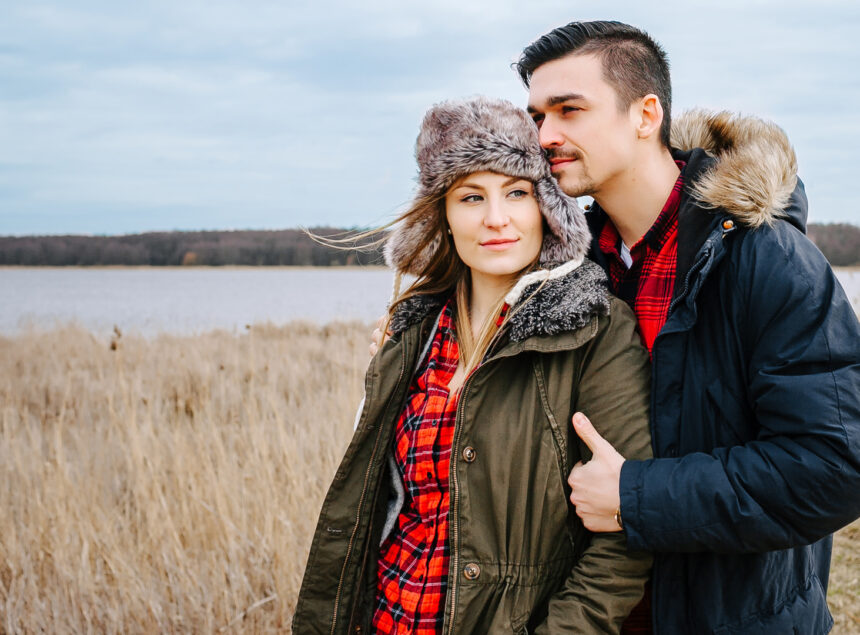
384, 96, 591, 276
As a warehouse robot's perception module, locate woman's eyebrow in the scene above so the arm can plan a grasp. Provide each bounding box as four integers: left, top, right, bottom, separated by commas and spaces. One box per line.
454, 181, 484, 190
502, 176, 528, 187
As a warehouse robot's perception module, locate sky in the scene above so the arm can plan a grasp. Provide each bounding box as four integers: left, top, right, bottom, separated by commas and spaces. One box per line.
1, 1, 859, 236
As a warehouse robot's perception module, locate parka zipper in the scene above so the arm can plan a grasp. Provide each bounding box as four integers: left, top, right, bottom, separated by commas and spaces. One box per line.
445, 329, 511, 633
330, 339, 409, 635
666, 217, 735, 318
446, 375, 471, 633
667, 244, 711, 318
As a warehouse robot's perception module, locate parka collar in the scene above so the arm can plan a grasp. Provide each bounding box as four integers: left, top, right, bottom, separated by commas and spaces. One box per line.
388, 258, 610, 343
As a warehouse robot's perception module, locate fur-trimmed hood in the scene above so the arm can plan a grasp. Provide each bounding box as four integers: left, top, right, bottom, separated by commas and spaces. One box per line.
389, 258, 610, 342
671, 109, 799, 229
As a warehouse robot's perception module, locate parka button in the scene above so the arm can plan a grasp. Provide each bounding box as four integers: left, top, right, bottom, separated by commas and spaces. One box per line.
722, 219, 734, 230
463, 563, 481, 580
462, 446, 477, 463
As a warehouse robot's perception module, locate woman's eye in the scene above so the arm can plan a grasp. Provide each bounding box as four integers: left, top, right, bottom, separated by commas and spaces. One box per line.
461, 194, 483, 203
508, 189, 530, 199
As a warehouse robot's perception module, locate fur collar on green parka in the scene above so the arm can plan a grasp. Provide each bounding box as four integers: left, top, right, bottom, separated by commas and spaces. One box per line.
388, 257, 611, 343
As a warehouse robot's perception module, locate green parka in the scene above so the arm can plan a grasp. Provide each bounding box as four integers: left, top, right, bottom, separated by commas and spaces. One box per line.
293, 260, 653, 634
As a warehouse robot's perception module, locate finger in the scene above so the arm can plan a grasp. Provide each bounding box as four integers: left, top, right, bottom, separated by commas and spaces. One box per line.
369, 342, 378, 357
567, 461, 583, 488
571, 412, 613, 455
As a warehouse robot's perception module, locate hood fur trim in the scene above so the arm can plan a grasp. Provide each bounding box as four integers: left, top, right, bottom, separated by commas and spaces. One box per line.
671, 109, 798, 228
389, 259, 609, 342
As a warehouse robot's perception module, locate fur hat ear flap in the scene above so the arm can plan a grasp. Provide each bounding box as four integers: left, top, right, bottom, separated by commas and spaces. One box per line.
533, 177, 591, 266
383, 193, 442, 275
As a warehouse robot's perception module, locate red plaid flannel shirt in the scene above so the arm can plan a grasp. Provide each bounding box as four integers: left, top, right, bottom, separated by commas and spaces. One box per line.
598, 162, 685, 354
596, 162, 685, 634
373, 298, 459, 634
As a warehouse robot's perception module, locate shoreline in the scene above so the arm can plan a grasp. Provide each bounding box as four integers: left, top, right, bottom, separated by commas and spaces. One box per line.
1, 264, 857, 271
0, 264, 390, 271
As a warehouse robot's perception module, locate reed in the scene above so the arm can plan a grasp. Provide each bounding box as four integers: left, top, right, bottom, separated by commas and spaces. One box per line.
0, 324, 857, 632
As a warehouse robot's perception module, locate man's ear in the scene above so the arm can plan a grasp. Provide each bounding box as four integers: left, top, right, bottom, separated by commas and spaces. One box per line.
632, 94, 663, 141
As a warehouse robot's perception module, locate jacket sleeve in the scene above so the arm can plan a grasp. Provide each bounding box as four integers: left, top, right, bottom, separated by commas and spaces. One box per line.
535, 299, 653, 634
620, 224, 860, 554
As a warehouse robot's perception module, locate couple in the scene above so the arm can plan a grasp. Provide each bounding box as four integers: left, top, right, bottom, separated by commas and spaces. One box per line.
294, 21, 860, 634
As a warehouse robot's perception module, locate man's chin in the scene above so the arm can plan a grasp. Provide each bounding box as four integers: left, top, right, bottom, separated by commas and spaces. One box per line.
555, 172, 596, 199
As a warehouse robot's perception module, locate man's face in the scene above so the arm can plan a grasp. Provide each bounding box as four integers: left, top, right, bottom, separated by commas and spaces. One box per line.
527, 53, 638, 199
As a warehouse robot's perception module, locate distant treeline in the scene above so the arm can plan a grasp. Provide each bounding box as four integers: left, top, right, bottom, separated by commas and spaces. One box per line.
0, 223, 858, 267
0, 228, 385, 267
807, 223, 860, 266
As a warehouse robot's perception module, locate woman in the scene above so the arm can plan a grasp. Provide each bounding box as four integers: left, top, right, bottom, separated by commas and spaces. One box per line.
293, 97, 652, 634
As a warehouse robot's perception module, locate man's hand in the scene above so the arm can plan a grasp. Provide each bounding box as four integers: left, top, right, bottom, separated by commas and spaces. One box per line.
369, 315, 391, 357
568, 412, 626, 532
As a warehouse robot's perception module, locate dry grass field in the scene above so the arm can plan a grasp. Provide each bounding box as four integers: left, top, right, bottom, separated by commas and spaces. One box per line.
0, 323, 858, 633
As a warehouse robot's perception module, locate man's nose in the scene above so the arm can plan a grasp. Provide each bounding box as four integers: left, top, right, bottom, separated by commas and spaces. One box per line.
538, 117, 564, 149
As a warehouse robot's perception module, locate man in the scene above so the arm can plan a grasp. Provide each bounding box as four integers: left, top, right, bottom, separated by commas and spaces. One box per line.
517, 20, 860, 634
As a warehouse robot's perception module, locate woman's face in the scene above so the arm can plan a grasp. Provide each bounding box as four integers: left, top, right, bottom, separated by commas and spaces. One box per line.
445, 171, 543, 281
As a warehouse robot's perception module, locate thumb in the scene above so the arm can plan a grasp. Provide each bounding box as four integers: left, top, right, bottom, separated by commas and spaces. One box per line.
572, 412, 611, 455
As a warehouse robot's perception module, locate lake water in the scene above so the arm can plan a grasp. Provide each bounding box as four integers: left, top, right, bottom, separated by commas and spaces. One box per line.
1, 267, 397, 336
2, 266, 859, 336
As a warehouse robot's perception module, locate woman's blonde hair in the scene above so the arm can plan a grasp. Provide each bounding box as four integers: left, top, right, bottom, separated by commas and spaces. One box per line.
311, 180, 541, 376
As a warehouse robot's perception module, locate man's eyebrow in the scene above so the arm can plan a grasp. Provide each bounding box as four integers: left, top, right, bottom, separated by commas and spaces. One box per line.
528, 93, 587, 113
546, 93, 586, 107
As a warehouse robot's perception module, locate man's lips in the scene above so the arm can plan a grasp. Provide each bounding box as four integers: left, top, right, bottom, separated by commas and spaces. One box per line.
480, 238, 519, 251
549, 157, 576, 171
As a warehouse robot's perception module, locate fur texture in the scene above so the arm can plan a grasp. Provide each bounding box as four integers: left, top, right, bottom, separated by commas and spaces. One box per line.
384, 97, 590, 275
671, 109, 798, 228
388, 259, 610, 343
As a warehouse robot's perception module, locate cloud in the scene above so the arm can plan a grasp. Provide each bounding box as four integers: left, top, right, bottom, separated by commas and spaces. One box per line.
0, 0, 858, 234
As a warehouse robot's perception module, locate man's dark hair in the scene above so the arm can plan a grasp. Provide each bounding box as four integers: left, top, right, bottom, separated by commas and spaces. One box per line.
515, 21, 673, 147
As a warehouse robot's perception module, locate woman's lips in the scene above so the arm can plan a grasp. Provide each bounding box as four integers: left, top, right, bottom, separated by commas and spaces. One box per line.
480, 238, 519, 251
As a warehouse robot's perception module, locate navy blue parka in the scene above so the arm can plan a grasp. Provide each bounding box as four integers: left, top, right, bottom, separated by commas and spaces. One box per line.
586, 111, 860, 634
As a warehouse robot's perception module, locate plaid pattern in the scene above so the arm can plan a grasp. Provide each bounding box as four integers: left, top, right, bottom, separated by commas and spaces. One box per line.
373, 298, 460, 634
596, 162, 685, 635
598, 162, 686, 354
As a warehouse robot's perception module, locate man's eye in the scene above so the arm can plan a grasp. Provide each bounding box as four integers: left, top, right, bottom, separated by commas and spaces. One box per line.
531, 114, 544, 128
562, 106, 580, 114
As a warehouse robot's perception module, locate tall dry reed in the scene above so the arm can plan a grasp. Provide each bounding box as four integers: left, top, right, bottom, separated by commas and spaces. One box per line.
0, 323, 366, 632
0, 324, 857, 633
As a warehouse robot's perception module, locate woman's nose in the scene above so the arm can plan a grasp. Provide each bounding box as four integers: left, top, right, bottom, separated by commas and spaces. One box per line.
483, 197, 510, 227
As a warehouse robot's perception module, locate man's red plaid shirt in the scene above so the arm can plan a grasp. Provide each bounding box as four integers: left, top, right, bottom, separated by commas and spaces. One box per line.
372, 298, 460, 634
595, 161, 685, 635
598, 162, 685, 354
